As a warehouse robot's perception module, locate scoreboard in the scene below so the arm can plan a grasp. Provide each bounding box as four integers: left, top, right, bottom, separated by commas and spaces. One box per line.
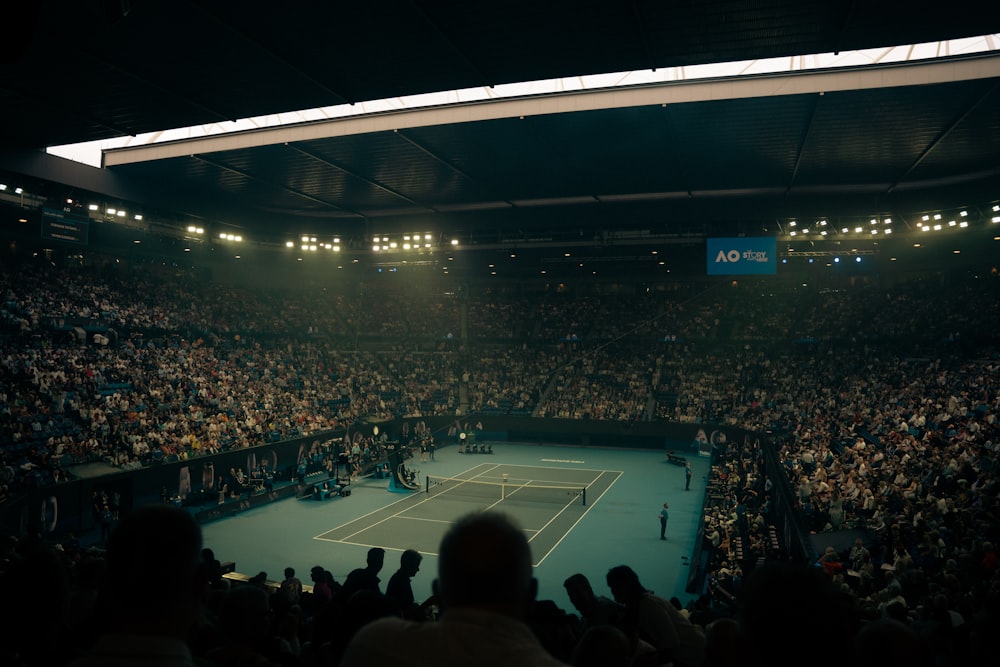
41, 207, 90, 245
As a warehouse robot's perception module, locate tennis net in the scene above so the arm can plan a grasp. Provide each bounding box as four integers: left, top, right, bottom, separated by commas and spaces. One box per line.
425, 475, 586, 506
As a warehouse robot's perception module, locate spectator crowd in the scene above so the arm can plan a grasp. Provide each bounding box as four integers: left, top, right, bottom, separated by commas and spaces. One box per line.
1, 256, 998, 665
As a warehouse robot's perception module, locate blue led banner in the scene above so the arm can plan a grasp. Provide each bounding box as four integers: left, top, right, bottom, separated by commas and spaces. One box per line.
706, 237, 776, 275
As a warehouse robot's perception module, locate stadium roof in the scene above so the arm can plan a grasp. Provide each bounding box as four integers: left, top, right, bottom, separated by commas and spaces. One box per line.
2, 1, 1000, 256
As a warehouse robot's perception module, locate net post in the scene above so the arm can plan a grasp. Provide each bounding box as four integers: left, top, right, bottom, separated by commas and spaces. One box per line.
581, 487, 586, 506
425, 475, 430, 493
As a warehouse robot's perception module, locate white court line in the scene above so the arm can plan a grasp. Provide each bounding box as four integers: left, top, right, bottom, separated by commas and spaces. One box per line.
396, 515, 453, 525
535, 470, 625, 567
523, 481, 586, 549
321, 463, 503, 543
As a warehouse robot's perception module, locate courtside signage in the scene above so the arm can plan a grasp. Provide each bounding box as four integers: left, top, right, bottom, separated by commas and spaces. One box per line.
706, 237, 776, 275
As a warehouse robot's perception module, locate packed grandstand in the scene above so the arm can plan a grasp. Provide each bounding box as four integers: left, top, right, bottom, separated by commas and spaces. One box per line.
1, 253, 998, 665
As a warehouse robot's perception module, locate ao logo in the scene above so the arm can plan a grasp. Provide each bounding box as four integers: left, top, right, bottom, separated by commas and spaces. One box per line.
715, 249, 742, 263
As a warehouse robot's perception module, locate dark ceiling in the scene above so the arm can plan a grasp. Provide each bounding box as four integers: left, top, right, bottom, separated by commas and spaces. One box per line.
2, 0, 1000, 247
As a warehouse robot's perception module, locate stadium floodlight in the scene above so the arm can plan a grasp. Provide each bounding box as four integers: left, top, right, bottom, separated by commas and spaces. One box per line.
0, 184, 6, 191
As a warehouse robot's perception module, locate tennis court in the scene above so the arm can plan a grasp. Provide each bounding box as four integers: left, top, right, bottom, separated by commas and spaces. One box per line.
200, 443, 705, 610
314, 462, 622, 566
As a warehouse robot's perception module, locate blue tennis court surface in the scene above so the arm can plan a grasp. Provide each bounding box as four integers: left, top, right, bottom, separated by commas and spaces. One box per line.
315, 462, 621, 566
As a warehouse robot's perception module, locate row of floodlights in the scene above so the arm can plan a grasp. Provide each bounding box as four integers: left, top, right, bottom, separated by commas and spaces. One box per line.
287, 235, 342, 252
372, 234, 459, 252
75, 199, 145, 221
281, 234, 462, 253
919, 211, 970, 232
0, 184, 24, 194
788, 217, 893, 237
787, 206, 1000, 236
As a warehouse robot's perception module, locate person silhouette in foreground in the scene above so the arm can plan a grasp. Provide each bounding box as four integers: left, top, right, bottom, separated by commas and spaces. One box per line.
606, 564, 705, 667
707, 562, 858, 667
341, 511, 567, 666
385, 548, 436, 620
69, 504, 208, 667
340, 546, 385, 601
